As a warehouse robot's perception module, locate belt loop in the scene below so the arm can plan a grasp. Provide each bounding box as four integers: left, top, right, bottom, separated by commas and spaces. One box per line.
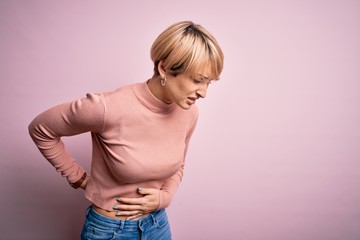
150, 210, 159, 226
119, 219, 125, 231
138, 219, 145, 240
85, 205, 91, 217
138, 219, 144, 231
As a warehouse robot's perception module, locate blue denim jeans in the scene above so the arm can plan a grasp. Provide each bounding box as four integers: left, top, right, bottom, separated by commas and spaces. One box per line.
81, 206, 172, 240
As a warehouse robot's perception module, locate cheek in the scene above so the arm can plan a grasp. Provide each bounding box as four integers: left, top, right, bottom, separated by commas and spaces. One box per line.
180, 81, 195, 93
171, 77, 195, 97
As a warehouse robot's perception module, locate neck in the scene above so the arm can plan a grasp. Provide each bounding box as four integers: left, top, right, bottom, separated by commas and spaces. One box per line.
146, 76, 172, 104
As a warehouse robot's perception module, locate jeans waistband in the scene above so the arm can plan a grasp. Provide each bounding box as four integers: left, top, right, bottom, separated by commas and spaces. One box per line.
85, 205, 166, 231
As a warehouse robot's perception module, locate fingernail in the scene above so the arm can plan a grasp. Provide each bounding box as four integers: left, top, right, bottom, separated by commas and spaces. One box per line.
115, 212, 122, 216
113, 206, 119, 210
116, 198, 121, 202
138, 187, 142, 192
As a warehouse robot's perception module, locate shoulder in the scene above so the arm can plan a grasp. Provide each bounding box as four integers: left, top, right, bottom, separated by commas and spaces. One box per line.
188, 105, 199, 127
184, 105, 199, 126
171, 104, 199, 131
102, 83, 135, 97
97, 83, 141, 125
101, 84, 137, 104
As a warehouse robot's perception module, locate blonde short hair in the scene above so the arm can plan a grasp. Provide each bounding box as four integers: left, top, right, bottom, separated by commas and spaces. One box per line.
150, 21, 224, 79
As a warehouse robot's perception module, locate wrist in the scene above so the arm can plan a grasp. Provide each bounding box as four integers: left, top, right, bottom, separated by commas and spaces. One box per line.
80, 174, 90, 189
69, 172, 88, 189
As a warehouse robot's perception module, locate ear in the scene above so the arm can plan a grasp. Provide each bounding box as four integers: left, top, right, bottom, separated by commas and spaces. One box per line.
157, 60, 166, 77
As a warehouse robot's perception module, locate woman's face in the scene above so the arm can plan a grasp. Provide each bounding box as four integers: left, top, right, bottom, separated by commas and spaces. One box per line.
163, 65, 214, 109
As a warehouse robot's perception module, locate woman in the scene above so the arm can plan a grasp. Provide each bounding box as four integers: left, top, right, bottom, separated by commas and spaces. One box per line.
29, 21, 224, 240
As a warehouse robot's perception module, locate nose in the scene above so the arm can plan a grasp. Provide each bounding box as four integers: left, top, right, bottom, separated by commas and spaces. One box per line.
196, 84, 208, 99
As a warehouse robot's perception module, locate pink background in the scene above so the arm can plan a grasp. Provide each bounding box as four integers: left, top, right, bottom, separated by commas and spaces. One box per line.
1, 1, 360, 239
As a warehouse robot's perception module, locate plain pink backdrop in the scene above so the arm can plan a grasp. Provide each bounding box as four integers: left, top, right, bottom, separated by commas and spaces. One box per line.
1, 1, 360, 239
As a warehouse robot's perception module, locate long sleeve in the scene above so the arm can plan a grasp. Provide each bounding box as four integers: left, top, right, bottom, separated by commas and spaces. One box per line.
28, 93, 106, 184
157, 115, 198, 209
28, 82, 200, 211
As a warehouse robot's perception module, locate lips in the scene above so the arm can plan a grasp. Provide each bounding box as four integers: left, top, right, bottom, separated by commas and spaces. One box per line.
187, 97, 198, 104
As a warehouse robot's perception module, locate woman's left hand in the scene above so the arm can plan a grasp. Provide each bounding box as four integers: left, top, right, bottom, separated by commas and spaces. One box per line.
113, 187, 160, 220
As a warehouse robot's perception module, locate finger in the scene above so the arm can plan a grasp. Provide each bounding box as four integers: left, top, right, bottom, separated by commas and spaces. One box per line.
116, 197, 145, 205
126, 213, 143, 220
113, 204, 142, 211
116, 200, 155, 213
137, 187, 156, 195
116, 210, 142, 217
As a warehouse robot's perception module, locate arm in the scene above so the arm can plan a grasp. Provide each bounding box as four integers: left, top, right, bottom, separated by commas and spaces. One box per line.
113, 115, 199, 218
28, 93, 106, 186
157, 115, 198, 209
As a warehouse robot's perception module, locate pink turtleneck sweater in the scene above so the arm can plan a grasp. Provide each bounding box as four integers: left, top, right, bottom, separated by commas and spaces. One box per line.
28, 82, 198, 211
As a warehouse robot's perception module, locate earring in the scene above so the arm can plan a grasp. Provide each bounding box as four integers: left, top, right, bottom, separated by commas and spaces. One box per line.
160, 76, 167, 86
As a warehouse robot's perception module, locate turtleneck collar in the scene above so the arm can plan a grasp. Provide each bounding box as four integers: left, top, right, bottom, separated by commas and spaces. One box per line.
132, 81, 176, 114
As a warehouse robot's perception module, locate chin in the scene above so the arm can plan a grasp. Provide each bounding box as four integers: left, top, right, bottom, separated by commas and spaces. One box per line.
177, 102, 192, 110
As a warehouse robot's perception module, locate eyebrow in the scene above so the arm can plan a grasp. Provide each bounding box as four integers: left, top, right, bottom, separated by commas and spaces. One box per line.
197, 74, 209, 79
